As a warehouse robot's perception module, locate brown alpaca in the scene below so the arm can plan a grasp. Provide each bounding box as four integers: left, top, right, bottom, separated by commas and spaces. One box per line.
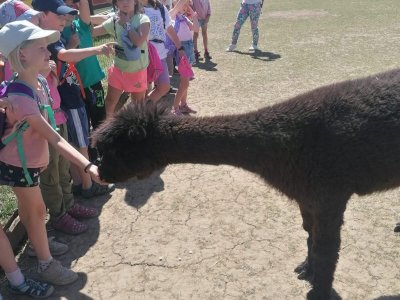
92, 68, 400, 299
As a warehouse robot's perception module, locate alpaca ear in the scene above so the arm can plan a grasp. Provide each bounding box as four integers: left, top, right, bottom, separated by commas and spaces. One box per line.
127, 125, 147, 142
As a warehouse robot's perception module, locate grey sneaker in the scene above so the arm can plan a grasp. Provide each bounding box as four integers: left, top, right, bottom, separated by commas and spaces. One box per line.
8, 278, 54, 298
81, 182, 115, 199
27, 237, 69, 257
38, 259, 78, 286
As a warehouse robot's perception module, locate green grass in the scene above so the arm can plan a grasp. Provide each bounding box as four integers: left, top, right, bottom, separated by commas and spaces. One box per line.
0, 186, 16, 226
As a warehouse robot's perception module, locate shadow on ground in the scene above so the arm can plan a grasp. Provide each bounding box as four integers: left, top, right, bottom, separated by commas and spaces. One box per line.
234, 50, 281, 61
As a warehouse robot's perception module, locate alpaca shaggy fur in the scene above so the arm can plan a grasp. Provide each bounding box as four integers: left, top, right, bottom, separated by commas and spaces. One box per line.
92, 68, 400, 299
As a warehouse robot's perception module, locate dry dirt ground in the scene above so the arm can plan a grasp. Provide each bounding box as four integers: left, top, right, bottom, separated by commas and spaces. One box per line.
1, 0, 400, 299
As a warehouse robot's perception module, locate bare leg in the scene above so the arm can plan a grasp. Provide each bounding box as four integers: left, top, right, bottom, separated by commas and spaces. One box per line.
130, 91, 146, 104
14, 187, 51, 261
105, 85, 123, 119
0, 225, 18, 273
173, 77, 190, 109
193, 31, 199, 52
202, 24, 208, 52
148, 83, 170, 102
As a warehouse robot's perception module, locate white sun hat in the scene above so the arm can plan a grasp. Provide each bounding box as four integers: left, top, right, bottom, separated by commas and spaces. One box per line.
0, 20, 60, 58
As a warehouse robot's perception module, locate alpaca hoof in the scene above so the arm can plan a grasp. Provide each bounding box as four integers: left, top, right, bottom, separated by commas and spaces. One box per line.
307, 289, 331, 300
394, 223, 400, 232
294, 259, 309, 274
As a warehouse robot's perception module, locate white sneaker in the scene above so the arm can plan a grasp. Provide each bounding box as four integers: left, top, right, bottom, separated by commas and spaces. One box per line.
249, 44, 259, 51
226, 44, 237, 52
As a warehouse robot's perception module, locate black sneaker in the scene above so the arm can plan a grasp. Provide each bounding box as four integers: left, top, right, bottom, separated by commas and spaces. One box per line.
8, 278, 54, 298
81, 182, 115, 199
204, 51, 212, 60
169, 87, 178, 94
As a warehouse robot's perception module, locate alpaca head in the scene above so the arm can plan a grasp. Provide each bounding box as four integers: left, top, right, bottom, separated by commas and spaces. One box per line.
91, 102, 165, 182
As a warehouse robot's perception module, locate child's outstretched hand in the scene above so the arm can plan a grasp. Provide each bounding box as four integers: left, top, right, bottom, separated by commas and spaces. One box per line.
86, 163, 109, 185
98, 42, 116, 57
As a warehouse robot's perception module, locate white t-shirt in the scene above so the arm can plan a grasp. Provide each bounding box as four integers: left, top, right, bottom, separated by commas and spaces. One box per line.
143, 5, 171, 59
172, 17, 193, 42
242, 0, 262, 4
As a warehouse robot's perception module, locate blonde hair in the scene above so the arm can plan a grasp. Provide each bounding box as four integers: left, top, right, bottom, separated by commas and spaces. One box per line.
7, 39, 38, 74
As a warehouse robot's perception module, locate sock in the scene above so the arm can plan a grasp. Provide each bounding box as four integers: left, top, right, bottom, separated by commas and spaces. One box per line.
205, 48, 209, 53
5, 268, 25, 287
38, 257, 53, 272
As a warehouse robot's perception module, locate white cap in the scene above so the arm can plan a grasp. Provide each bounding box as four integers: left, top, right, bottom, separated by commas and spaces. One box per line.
0, 20, 60, 58
0, 0, 42, 28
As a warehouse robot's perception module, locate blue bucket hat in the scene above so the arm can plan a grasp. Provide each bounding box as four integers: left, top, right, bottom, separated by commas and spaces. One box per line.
32, 0, 77, 16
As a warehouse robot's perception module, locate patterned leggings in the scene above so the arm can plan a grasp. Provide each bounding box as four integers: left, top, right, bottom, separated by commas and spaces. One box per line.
231, 3, 262, 46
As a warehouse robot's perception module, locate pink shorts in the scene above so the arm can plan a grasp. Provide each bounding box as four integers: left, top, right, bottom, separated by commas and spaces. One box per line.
107, 65, 147, 93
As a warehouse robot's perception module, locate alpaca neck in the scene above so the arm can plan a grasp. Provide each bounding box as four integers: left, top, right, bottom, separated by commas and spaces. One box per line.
155, 112, 284, 175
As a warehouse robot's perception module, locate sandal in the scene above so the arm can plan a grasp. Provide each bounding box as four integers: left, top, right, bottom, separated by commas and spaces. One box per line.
68, 203, 99, 218
8, 278, 54, 298
52, 213, 88, 235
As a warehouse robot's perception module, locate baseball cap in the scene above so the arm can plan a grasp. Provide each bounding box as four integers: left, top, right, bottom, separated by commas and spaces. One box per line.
0, 20, 60, 57
32, 0, 77, 16
0, 0, 42, 27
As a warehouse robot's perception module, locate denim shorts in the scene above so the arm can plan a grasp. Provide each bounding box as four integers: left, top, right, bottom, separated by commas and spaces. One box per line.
198, 19, 208, 27
0, 161, 41, 187
181, 40, 195, 65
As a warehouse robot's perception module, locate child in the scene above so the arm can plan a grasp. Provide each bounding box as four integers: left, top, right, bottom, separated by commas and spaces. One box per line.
33, 0, 115, 198
226, 0, 263, 52
62, 0, 106, 132
0, 0, 43, 80
93, 0, 150, 118
191, 0, 211, 61
0, 20, 106, 294
39, 59, 98, 235
140, 0, 184, 102
169, 0, 197, 115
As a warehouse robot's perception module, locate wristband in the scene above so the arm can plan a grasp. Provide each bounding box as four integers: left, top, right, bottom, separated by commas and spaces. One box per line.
84, 162, 93, 173
178, 46, 185, 51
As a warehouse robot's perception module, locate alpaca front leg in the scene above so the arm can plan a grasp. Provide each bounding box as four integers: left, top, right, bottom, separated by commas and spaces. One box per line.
307, 209, 345, 300
295, 204, 314, 281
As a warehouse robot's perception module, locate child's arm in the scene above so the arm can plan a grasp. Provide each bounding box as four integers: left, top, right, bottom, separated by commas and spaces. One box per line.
118, 12, 150, 47
26, 115, 105, 183
169, 0, 189, 18
92, 24, 108, 37
186, 6, 199, 32
77, 0, 91, 25
91, 14, 110, 26
166, 26, 185, 57
56, 43, 114, 63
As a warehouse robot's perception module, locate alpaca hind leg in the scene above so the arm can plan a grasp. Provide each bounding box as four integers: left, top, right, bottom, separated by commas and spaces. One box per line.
307, 202, 347, 300
295, 204, 314, 281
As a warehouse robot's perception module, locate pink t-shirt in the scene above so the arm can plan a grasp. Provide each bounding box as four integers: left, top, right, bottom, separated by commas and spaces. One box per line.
0, 85, 49, 168
46, 72, 67, 125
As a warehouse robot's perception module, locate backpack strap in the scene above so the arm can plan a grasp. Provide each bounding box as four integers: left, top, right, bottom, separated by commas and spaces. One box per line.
1, 78, 58, 185
159, 4, 166, 29
57, 61, 86, 100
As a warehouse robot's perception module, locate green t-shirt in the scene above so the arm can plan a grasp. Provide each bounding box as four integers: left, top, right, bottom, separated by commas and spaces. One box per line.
102, 14, 150, 73
62, 19, 105, 88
